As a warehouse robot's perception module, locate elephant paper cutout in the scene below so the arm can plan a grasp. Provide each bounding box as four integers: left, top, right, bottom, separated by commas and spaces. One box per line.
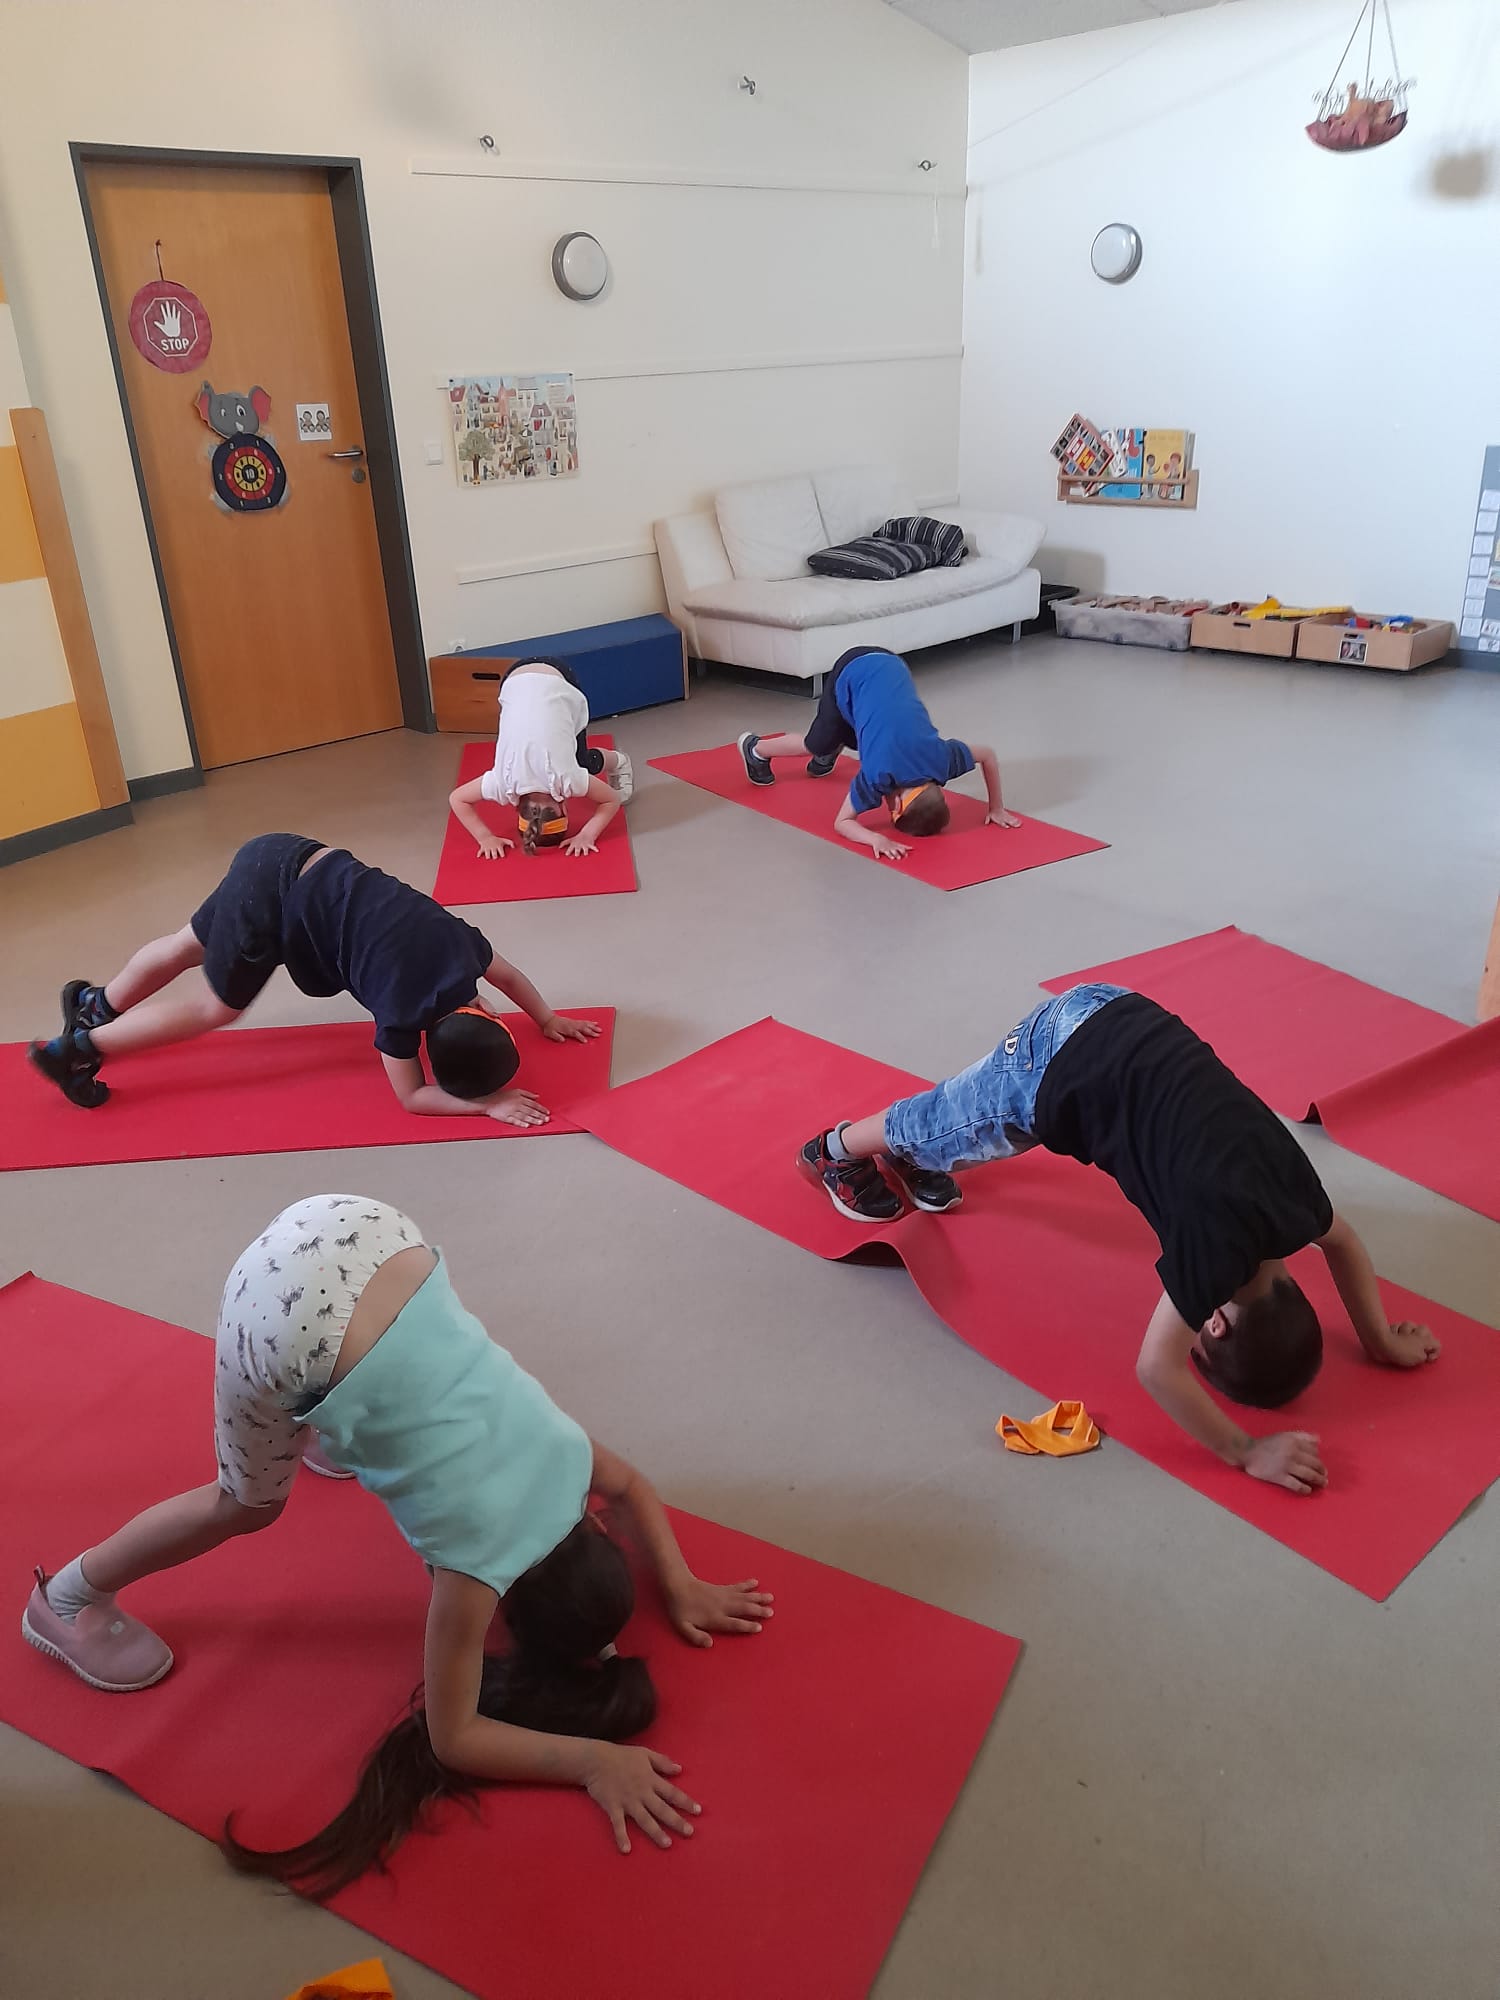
197, 382, 272, 438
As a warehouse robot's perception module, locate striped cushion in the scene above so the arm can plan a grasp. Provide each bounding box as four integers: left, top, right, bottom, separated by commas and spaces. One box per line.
807, 537, 932, 581
878, 515, 967, 568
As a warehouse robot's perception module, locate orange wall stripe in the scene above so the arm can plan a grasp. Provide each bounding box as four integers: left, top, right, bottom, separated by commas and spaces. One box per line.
0, 444, 45, 583
0, 702, 100, 839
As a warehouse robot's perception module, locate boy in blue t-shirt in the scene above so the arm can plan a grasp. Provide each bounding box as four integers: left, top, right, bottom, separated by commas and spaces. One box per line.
737, 647, 1018, 862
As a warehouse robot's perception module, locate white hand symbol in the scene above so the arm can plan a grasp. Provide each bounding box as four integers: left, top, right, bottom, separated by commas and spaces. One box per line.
154, 300, 182, 339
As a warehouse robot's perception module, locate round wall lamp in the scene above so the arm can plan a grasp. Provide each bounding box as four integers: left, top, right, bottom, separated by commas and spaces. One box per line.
1090, 222, 1143, 284
551, 232, 610, 301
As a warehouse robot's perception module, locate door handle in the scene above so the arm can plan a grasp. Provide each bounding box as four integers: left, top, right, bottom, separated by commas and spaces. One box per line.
326, 447, 364, 460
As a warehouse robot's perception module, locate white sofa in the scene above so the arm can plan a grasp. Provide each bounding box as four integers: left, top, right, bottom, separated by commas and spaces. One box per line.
654, 465, 1043, 686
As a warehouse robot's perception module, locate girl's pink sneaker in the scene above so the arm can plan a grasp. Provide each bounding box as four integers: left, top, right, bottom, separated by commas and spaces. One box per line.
22, 1569, 173, 1691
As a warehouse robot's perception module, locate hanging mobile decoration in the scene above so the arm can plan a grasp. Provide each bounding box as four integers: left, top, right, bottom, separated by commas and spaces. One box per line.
1307, 0, 1412, 153
195, 379, 289, 514
128, 241, 213, 373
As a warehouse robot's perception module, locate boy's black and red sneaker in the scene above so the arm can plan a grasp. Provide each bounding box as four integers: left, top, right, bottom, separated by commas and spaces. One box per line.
737, 733, 775, 787
27, 1028, 109, 1109
880, 1154, 963, 1214
797, 1130, 904, 1223
806, 754, 839, 777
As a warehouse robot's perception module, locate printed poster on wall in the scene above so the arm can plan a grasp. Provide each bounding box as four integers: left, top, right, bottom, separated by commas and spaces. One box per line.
448, 373, 578, 487
1458, 445, 1500, 657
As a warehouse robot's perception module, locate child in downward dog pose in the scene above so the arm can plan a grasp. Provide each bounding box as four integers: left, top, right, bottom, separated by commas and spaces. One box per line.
448, 657, 634, 861
737, 646, 1019, 863
800, 985, 1440, 1493
27, 834, 596, 1123
23, 1196, 771, 1884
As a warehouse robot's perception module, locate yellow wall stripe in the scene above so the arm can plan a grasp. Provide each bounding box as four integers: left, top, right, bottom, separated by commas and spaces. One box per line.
0, 702, 99, 839
0, 443, 45, 582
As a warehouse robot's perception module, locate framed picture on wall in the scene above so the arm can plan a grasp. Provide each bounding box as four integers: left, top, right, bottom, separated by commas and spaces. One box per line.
447, 372, 579, 487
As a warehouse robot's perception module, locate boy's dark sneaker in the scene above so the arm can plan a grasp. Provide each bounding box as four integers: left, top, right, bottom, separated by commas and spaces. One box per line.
61, 979, 116, 1035
881, 1154, 963, 1214
28, 1028, 109, 1108
737, 732, 775, 787
806, 754, 839, 777
797, 1130, 904, 1223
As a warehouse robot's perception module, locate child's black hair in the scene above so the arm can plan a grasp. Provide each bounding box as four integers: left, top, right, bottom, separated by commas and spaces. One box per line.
223, 1519, 651, 1897
1191, 1276, 1324, 1408
425, 1010, 520, 1100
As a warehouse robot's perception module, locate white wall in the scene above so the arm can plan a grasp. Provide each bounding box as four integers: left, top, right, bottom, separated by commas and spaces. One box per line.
0, 0, 966, 777
962, 0, 1500, 614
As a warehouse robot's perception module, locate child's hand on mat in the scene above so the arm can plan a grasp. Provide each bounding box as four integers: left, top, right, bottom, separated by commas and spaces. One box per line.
475, 833, 513, 860
987, 809, 1022, 830
870, 834, 911, 863
563, 833, 598, 857
584, 1743, 701, 1853
1374, 1320, 1441, 1368
1245, 1430, 1327, 1495
542, 1012, 600, 1043
486, 1088, 550, 1127
668, 1573, 775, 1647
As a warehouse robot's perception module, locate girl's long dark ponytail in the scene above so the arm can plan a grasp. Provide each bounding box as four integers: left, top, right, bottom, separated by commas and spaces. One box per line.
222, 1520, 654, 1898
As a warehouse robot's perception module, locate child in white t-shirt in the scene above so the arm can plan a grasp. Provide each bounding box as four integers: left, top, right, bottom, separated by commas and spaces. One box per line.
448, 658, 634, 861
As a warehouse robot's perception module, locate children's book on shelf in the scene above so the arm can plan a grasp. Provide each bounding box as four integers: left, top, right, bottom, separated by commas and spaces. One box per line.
1142, 428, 1191, 501
1050, 413, 1110, 480
1100, 428, 1145, 500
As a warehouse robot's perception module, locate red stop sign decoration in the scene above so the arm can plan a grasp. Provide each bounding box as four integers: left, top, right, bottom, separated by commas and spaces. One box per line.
128, 281, 212, 374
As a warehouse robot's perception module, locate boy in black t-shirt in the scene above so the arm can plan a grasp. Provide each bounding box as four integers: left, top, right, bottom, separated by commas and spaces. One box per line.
28, 834, 597, 1123
797, 982, 1440, 1493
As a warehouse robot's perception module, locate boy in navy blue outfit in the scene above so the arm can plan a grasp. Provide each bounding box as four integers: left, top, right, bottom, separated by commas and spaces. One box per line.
27, 834, 596, 1124
738, 647, 1019, 863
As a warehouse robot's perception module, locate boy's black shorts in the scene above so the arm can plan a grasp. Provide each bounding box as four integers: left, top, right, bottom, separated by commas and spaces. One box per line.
803, 647, 898, 761
189, 833, 324, 1011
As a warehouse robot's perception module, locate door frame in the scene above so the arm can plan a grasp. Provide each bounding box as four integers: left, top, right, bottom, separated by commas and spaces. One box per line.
72, 141, 433, 779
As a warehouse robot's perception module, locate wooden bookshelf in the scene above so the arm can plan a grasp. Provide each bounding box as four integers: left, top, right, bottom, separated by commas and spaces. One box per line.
1057, 469, 1199, 510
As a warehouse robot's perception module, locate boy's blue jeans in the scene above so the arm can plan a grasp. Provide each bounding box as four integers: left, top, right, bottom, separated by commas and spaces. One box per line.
883, 984, 1129, 1173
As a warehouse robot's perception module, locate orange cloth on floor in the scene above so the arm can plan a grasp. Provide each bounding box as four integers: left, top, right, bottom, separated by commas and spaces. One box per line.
284, 1962, 394, 2000
996, 1400, 1101, 1456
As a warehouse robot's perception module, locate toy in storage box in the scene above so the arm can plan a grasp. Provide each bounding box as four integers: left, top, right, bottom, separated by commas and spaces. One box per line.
1294, 616, 1453, 672
1054, 595, 1209, 651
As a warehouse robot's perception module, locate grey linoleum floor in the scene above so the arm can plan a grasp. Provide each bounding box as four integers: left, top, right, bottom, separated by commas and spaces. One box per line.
2, 634, 1498, 2000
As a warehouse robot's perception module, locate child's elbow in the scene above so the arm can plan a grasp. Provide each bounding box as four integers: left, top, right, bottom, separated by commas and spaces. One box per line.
425, 1709, 468, 1771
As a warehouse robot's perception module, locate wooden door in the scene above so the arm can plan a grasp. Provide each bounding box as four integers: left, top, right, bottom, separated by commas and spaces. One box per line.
85, 159, 403, 767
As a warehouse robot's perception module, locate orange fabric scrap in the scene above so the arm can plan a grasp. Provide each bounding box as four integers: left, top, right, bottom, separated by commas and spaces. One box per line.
284, 1961, 394, 2000
996, 1400, 1101, 1456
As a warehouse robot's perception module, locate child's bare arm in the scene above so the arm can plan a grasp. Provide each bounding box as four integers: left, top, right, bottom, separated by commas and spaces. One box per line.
1316, 1213, 1441, 1367
590, 1440, 773, 1645
423, 1568, 699, 1852
834, 786, 910, 862
1135, 1291, 1327, 1494
483, 954, 599, 1042
972, 745, 1020, 828
379, 1052, 549, 1125
563, 776, 622, 858
449, 776, 512, 860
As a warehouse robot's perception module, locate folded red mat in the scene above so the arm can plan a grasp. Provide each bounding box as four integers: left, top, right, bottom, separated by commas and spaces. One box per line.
433, 738, 637, 905
4, 1011, 613, 1171
0, 1274, 1019, 2000
1042, 926, 1465, 1120
1043, 928, 1500, 1221
573, 1018, 1500, 1599
648, 743, 1107, 891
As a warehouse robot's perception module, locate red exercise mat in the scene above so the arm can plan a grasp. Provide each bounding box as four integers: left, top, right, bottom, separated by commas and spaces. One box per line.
1042, 927, 1465, 1120
572, 1019, 1500, 1600
4, 1011, 613, 1171
648, 743, 1107, 891
1316, 1017, 1500, 1225
433, 738, 637, 906
0, 1274, 1020, 2000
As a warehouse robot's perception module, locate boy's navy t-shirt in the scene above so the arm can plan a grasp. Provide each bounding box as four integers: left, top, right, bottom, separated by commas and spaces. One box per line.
281, 852, 493, 1060
1033, 993, 1334, 1329
836, 652, 974, 814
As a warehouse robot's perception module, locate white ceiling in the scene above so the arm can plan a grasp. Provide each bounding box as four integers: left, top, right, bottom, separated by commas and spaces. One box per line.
882, 0, 1244, 56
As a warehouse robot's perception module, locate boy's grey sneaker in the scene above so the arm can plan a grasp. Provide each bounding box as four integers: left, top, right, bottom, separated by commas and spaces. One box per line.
797, 1131, 904, 1223
738, 733, 775, 786
806, 754, 839, 777
61, 979, 116, 1035
28, 1028, 109, 1109
881, 1154, 962, 1214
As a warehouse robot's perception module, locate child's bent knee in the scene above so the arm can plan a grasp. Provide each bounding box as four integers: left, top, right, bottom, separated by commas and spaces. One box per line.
215, 1488, 286, 1533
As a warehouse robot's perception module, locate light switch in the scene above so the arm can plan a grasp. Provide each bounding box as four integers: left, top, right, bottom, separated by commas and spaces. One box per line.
425, 437, 444, 465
